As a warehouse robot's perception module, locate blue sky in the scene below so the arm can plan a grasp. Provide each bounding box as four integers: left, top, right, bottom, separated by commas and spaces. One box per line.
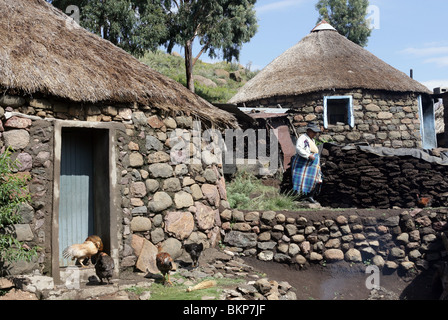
201, 0, 448, 92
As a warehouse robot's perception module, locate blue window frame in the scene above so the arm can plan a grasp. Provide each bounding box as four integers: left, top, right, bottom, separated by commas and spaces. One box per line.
323, 96, 354, 129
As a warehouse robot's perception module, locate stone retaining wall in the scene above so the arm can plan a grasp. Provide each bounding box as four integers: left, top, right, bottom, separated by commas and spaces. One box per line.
222, 208, 448, 275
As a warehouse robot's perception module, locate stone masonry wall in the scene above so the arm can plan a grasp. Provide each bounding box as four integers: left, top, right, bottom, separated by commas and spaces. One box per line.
319, 144, 448, 209
0, 95, 55, 275
0, 93, 228, 275
241, 89, 422, 148
116, 111, 228, 273
222, 208, 448, 276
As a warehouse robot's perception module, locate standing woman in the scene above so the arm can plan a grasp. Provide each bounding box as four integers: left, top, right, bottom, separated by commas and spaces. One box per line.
291, 123, 323, 203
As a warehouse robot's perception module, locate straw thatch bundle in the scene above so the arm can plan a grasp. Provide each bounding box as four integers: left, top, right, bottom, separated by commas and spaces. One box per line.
0, 0, 237, 128
229, 22, 431, 105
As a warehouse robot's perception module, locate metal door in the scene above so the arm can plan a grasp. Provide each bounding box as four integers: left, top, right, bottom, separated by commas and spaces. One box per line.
419, 95, 437, 150
58, 129, 94, 266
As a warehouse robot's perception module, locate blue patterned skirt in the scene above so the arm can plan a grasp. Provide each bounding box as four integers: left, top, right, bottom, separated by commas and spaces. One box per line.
291, 153, 321, 195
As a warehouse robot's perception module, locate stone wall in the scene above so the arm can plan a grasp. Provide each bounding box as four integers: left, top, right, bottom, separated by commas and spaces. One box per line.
0, 97, 55, 274
116, 112, 228, 273
222, 208, 448, 275
241, 89, 422, 148
0, 93, 227, 275
318, 144, 448, 209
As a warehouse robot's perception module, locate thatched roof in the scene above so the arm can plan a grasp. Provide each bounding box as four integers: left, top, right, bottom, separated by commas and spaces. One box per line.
0, 0, 237, 128
229, 21, 431, 105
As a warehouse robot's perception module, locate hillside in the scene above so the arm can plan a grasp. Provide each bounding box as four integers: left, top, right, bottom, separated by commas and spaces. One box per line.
139, 50, 259, 104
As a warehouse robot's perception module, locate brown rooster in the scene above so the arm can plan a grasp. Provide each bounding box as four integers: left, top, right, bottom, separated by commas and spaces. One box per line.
85, 235, 103, 252
417, 194, 432, 208
156, 244, 174, 286
62, 235, 103, 267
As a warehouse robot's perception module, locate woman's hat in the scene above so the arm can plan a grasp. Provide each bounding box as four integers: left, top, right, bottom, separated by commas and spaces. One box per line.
307, 123, 321, 133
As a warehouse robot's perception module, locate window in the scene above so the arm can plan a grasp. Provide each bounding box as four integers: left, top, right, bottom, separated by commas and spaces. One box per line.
323, 96, 354, 129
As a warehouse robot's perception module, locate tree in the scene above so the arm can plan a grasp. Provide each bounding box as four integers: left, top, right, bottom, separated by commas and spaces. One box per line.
0, 148, 37, 270
48, 0, 258, 92
316, 0, 371, 47
161, 0, 258, 92
48, 0, 168, 57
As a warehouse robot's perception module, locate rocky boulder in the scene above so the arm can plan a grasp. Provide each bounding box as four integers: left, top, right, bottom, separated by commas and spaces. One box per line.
164, 211, 195, 240
194, 202, 215, 230
224, 231, 257, 248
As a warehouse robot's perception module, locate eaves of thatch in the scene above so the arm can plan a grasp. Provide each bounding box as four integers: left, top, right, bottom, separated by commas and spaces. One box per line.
229, 21, 431, 105
0, 0, 237, 128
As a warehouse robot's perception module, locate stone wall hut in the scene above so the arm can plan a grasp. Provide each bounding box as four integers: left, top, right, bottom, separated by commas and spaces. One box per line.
0, 0, 237, 282
229, 21, 435, 150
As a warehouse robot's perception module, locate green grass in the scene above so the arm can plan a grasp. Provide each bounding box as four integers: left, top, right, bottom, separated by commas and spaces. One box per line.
139, 50, 259, 103
128, 273, 245, 300
226, 171, 299, 211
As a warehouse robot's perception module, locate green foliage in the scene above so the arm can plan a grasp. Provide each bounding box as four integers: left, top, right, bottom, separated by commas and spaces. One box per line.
48, 0, 258, 91
162, 0, 258, 62
316, 0, 372, 47
49, 0, 168, 57
0, 148, 37, 264
226, 171, 299, 211
160, 0, 258, 91
0, 148, 27, 228
128, 274, 245, 300
140, 50, 259, 103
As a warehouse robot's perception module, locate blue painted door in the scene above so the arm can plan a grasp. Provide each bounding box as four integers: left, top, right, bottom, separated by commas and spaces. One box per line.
59, 129, 94, 266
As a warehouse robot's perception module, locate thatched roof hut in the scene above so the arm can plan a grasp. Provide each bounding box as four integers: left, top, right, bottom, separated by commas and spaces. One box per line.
229, 20, 430, 105
0, 0, 236, 280
0, 0, 237, 128
229, 21, 434, 149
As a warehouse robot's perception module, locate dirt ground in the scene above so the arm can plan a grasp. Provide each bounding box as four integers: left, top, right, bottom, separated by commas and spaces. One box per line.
243, 256, 441, 300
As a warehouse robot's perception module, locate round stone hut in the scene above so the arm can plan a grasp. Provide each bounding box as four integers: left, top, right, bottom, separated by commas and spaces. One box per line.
229, 21, 434, 149
0, 0, 236, 282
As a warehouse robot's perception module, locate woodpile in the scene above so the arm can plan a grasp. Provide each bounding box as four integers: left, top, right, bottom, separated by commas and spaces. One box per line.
435, 233, 448, 300
319, 144, 448, 209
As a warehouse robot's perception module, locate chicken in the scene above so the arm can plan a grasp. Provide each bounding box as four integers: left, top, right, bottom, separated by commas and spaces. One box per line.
85, 235, 103, 252
62, 235, 103, 267
184, 242, 204, 268
417, 194, 432, 208
94, 252, 115, 284
156, 244, 174, 286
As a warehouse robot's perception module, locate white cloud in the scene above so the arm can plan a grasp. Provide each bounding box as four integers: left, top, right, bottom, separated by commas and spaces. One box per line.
401, 45, 448, 70
424, 56, 448, 67
401, 46, 448, 57
256, 0, 307, 14
421, 79, 448, 91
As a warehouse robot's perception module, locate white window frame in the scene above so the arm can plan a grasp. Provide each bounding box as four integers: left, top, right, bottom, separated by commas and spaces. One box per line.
323, 95, 354, 129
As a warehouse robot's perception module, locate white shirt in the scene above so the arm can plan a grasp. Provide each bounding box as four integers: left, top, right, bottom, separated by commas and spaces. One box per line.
295, 133, 322, 183
295, 133, 318, 159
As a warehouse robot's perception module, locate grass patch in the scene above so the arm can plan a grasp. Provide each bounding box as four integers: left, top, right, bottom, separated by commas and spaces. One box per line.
226, 171, 299, 211
131, 274, 246, 300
